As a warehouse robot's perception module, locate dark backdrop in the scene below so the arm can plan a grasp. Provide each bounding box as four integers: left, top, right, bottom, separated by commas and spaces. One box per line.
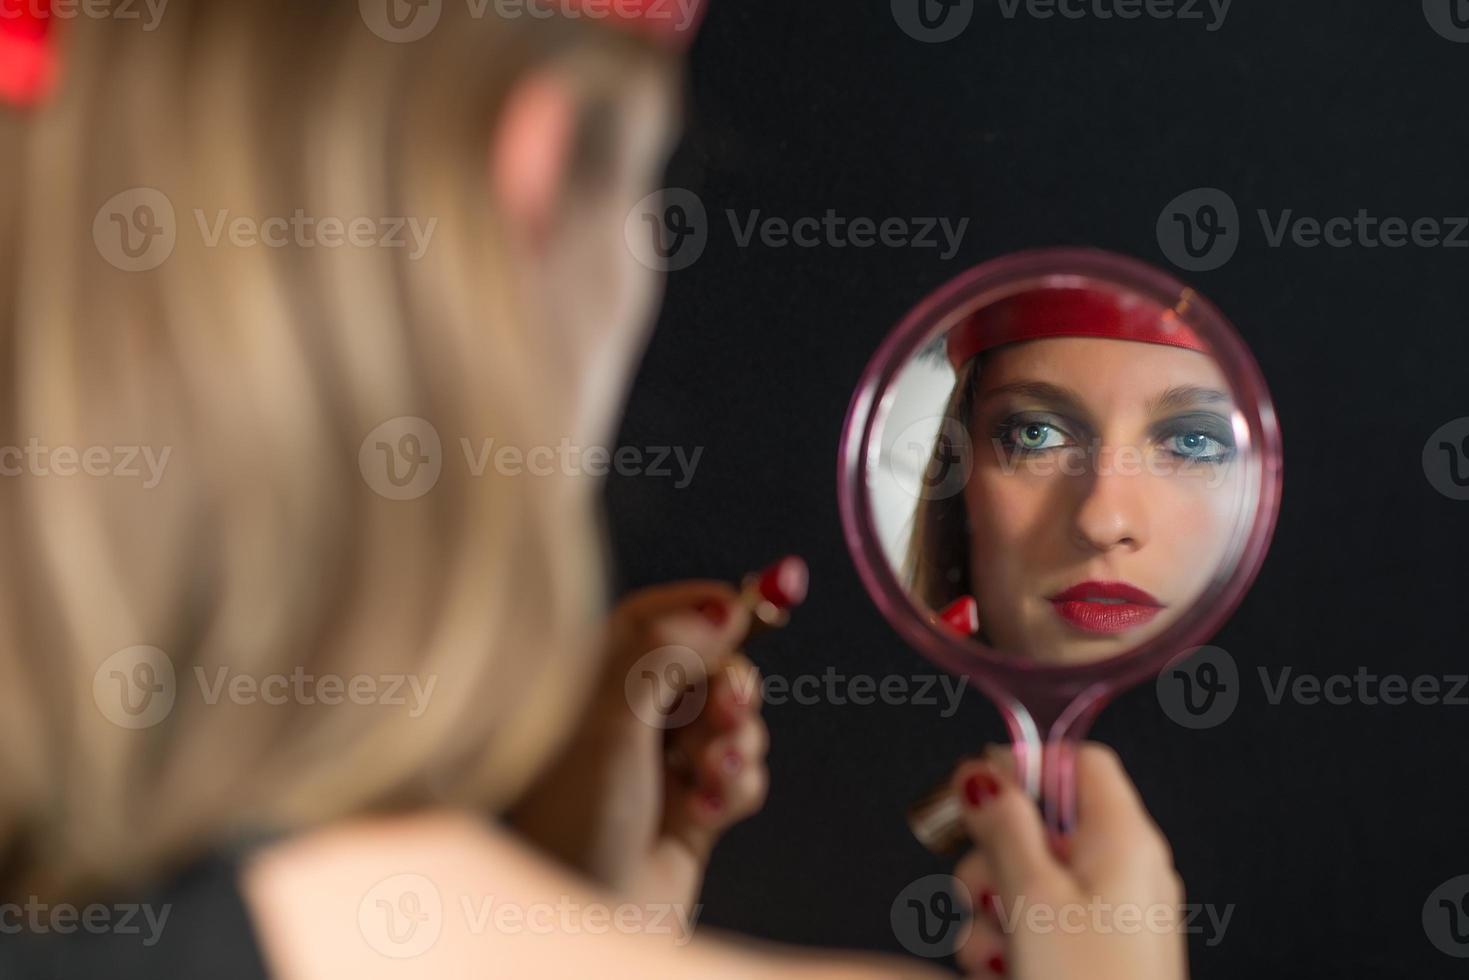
606, 3, 1469, 977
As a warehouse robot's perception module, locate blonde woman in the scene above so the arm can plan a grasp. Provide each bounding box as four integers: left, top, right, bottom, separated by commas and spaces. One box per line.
0, 1, 1187, 976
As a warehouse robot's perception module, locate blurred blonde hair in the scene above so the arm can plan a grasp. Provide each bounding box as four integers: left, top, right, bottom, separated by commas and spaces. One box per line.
0, 0, 673, 900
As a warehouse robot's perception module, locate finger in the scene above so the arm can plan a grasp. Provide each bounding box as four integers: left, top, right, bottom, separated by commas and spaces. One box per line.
951, 850, 1006, 975
1067, 743, 1175, 885
668, 706, 768, 795
662, 656, 763, 777
953, 849, 998, 923
663, 745, 769, 857
951, 754, 1072, 903
613, 580, 749, 639
697, 714, 769, 790
705, 654, 762, 731
627, 584, 753, 677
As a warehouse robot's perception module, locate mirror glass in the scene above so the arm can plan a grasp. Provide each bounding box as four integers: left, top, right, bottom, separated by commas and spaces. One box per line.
867, 275, 1257, 666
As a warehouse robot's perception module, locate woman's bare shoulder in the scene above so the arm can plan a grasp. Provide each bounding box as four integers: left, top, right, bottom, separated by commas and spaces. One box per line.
240, 810, 941, 980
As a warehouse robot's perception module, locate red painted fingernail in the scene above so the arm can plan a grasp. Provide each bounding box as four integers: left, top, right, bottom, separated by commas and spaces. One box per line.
755, 556, 809, 610
722, 749, 742, 775
979, 889, 1000, 921
986, 953, 1006, 975
696, 599, 729, 626
938, 595, 979, 636
964, 771, 1000, 807
700, 790, 724, 814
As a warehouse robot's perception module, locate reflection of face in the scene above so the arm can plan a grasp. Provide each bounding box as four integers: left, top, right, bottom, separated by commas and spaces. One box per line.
963, 337, 1244, 664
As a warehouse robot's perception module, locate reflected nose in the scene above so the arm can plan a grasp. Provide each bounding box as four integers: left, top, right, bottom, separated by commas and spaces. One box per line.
1070, 450, 1150, 553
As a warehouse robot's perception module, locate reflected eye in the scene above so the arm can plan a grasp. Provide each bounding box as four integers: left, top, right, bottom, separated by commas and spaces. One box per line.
996, 415, 1074, 453
1166, 430, 1232, 462
1017, 422, 1060, 450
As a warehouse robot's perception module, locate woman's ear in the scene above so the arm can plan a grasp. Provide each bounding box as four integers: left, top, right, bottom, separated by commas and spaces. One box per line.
491, 69, 578, 250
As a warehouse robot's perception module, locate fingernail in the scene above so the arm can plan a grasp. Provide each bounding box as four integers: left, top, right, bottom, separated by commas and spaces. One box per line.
937, 595, 980, 636
700, 790, 724, 814
696, 599, 729, 626
754, 556, 809, 610
986, 953, 1006, 975
964, 771, 1000, 807
978, 889, 999, 921
722, 749, 742, 775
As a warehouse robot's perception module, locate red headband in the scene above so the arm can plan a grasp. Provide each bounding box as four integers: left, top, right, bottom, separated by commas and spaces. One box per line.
564, 0, 708, 48
0, 0, 704, 110
946, 286, 1209, 370
0, 0, 55, 108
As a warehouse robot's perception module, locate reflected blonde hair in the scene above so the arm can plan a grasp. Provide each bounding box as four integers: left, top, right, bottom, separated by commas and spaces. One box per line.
0, 0, 672, 900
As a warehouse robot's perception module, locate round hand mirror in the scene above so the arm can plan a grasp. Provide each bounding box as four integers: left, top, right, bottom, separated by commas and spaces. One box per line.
837, 248, 1283, 850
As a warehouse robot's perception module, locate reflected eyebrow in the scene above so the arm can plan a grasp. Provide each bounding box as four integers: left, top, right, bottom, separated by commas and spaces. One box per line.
976, 381, 1088, 416
1148, 385, 1233, 415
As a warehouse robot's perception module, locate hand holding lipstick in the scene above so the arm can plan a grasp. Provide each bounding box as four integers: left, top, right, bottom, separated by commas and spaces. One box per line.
508, 557, 806, 918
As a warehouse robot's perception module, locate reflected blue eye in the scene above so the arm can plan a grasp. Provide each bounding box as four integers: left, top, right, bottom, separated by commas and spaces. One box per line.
1167, 430, 1232, 462
996, 416, 1074, 453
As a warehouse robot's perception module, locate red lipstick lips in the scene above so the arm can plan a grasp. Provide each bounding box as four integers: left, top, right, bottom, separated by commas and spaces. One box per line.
1048, 581, 1163, 634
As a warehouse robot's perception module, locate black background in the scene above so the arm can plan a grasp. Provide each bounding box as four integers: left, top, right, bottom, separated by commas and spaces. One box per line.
607, 3, 1469, 977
